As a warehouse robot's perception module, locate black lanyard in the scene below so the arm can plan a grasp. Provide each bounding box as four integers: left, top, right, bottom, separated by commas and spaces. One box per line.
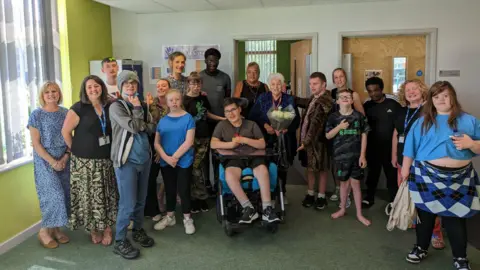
404, 105, 421, 131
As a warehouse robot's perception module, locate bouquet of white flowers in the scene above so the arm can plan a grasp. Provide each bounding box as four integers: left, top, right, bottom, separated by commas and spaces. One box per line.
267, 104, 296, 131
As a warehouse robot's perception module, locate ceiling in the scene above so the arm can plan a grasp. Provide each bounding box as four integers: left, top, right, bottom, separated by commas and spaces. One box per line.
94, 0, 401, 14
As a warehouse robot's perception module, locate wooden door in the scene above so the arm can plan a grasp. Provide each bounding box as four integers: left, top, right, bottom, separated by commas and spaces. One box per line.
343, 35, 426, 101
290, 40, 312, 98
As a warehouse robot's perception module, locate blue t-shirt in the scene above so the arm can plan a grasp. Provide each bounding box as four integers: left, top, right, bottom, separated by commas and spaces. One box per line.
157, 113, 195, 168
403, 113, 480, 161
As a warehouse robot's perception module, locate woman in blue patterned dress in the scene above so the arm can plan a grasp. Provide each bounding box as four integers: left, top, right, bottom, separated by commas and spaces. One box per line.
28, 81, 70, 249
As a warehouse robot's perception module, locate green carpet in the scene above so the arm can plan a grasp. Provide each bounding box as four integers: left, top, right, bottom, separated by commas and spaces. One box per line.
1, 185, 479, 270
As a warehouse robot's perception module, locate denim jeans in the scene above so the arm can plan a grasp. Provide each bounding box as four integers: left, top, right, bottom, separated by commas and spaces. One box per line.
114, 160, 151, 241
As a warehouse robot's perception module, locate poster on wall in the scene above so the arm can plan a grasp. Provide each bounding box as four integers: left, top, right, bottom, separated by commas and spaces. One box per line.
364, 69, 383, 81
163, 44, 220, 60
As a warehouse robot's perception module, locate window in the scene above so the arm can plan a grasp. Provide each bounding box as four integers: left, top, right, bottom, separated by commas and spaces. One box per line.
0, 0, 61, 171
245, 40, 277, 84
393, 57, 407, 93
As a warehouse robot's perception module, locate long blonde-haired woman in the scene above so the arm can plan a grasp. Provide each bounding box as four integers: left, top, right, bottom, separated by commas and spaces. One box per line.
28, 82, 70, 248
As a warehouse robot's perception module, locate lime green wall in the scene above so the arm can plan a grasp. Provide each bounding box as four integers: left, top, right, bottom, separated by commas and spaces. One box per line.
0, 0, 113, 244
236, 40, 299, 82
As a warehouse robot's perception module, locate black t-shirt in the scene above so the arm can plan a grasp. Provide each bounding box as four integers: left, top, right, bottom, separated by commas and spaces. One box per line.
70, 102, 112, 159
184, 95, 212, 138
326, 110, 370, 162
363, 96, 401, 144
394, 106, 423, 166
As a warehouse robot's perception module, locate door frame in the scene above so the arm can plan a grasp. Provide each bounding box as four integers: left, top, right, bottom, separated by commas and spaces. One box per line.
232, 32, 318, 85
338, 28, 438, 87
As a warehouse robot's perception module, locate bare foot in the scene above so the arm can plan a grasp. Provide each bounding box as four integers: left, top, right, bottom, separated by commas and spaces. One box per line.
331, 209, 346, 219
91, 231, 102, 244
357, 215, 371, 226
52, 228, 70, 244
101, 227, 112, 246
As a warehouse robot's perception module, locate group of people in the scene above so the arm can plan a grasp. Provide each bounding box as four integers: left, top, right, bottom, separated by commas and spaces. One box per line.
29, 47, 479, 269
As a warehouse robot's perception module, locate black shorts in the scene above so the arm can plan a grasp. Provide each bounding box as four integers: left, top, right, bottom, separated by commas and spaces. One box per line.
223, 157, 266, 170
335, 160, 364, 181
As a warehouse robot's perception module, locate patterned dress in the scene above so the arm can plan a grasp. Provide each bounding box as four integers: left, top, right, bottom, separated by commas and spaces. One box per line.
28, 107, 70, 228
167, 74, 188, 95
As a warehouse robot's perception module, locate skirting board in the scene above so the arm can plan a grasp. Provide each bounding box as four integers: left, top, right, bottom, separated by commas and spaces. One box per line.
0, 221, 41, 255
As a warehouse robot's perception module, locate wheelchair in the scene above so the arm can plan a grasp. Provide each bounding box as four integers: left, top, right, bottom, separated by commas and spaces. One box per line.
213, 147, 286, 237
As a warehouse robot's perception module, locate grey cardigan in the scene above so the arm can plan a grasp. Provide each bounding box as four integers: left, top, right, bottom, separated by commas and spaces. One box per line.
109, 99, 156, 168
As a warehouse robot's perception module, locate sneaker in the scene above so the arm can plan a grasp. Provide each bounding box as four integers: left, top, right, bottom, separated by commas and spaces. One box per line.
154, 215, 176, 230
330, 188, 340, 202
183, 218, 196, 235
362, 198, 374, 209
191, 200, 200, 214
406, 245, 428, 264
113, 239, 139, 260
239, 206, 259, 224
453, 258, 471, 270
132, 228, 154, 248
302, 194, 315, 208
262, 206, 280, 223
314, 197, 327, 210
152, 214, 162, 222
200, 200, 209, 212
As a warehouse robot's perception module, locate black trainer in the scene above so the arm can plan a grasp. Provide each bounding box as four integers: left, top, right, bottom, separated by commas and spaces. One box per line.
302, 194, 315, 208
113, 239, 139, 260
200, 200, 209, 212
405, 245, 428, 264
262, 206, 280, 223
362, 196, 375, 209
191, 199, 200, 214
314, 197, 327, 210
453, 258, 471, 270
132, 228, 154, 248
239, 206, 259, 224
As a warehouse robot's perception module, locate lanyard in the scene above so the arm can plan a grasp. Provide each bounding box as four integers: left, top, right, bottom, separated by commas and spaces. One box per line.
95, 106, 107, 137
272, 94, 282, 110
404, 105, 422, 131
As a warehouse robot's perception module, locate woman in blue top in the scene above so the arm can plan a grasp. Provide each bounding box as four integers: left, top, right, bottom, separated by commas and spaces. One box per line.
401, 81, 480, 270
249, 73, 300, 203
154, 89, 196, 235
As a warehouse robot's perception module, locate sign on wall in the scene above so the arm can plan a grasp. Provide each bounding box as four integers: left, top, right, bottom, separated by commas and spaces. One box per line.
163, 44, 220, 60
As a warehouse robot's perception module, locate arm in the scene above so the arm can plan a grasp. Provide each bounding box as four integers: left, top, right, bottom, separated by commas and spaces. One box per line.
154, 132, 169, 161
470, 141, 480, 154
233, 81, 242, 98
326, 125, 342, 140
109, 101, 146, 134
294, 96, 310, 108
30, 127, 57, 166
61, 110, 80, 149
210, 137, 237, 150
352, 92, 365, 115
360, 133, 367, 158
207, 111, 226, 121
391, 128, 398, 166
225, 76, 232, 98
241, 137, 266, 149
172, 128, 195, 159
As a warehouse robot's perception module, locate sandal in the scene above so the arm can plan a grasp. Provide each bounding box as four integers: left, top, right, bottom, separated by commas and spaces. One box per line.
53, 229, 70, 244
38, 233, 58, 249
90, 231, 103, 244
101, 228, 113, 246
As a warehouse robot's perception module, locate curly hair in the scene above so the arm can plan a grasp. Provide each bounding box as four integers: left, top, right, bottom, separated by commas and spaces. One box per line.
397, 79, 429, 106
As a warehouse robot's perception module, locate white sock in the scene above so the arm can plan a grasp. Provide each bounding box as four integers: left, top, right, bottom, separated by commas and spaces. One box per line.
317, 193, 326, 199
307, 190, 314, 196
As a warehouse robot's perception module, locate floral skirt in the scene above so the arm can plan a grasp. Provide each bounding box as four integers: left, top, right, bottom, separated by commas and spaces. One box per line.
409, 161, 480, 218
68, 155, 118, 232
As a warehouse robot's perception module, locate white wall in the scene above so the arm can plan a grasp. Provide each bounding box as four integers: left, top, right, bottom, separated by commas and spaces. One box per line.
111, 0, 480, 170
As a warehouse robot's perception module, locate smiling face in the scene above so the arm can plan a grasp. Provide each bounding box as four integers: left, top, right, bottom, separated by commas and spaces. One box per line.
366, 84, 383, 102
43, 86, 61, 105
122, 80, 138, 97
156, 79, 169, 97
188, 80, 202, 95
224, 103, 241, 124
102, 61, 118, 79
86, 79, 103, 102
432, 89, 452, 114
333, 69, 347, 89
166, 91, 182, 110
337, 91, 354, 107
246, 65, 259, 84
205, 55, 219, 73
170, 55, 185, 74
405, 82, 423, 104
269, 78, 282, 98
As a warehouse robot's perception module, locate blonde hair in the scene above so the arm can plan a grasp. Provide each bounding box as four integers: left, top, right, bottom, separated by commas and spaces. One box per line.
246, 62, 260, 73
166, 89, 182, 99
397, 79, 429, 106
39, 81, 63, 107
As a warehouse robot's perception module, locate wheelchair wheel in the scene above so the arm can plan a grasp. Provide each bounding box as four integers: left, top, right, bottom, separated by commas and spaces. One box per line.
223, 220, 235, 237
216, 196, 222, 224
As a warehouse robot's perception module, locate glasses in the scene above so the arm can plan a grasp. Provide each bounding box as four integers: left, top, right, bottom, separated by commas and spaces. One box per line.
224, 107, 238, 114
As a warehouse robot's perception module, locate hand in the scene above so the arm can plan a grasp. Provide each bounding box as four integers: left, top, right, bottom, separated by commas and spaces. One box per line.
337, 119, 349, 130
359, 155, 367, 168
451, 134, 474, 150
229, 141, 240, 149
401, 166, 410, 182
50, 160, 64, 171
146, 92, 154, 106
166, 156, 178, 168
154, 152, 161, 163
201, 91, 207, 96
232, 136, 244, 145
128, 95, 141, 107
264, 124, 275, 135
391, 156, 398, 168
296, 144, 305, 152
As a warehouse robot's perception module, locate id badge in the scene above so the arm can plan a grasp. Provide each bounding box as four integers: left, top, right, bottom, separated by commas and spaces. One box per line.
398, 134, 405, 144
99, 136, 110, 146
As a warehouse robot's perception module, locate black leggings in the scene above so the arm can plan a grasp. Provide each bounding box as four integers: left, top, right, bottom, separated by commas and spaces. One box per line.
161, 166, 192, 214
416, 208, 468, 258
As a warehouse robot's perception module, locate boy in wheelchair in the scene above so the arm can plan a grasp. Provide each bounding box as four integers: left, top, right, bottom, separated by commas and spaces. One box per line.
210, 98, 280, 224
